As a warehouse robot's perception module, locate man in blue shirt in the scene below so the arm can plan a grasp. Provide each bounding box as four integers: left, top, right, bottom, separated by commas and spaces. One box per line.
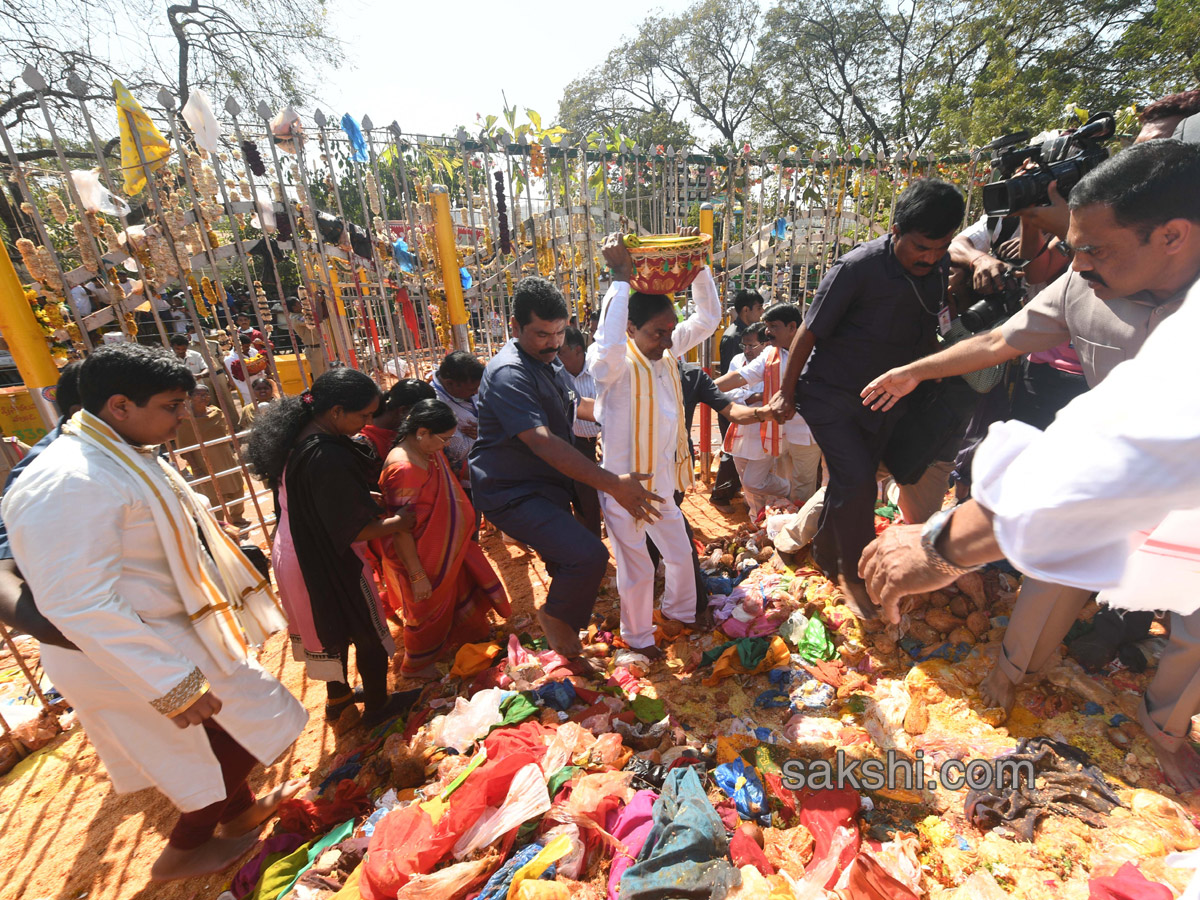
469, 276, 660, 661
0, 362, 83, 648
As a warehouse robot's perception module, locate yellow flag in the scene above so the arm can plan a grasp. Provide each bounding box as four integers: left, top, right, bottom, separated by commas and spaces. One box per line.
114, 80, 171, 195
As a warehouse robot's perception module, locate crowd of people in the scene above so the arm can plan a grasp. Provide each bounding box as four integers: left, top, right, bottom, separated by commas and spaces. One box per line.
0, 94, 1198, 888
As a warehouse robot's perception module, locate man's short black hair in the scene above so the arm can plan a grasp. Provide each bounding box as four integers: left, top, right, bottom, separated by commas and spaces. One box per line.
762, 303, 802, 327
239, 333, 253, 345
562, 325, 586, 351
1069, 139, 1200, 238
629, 292, 676, 328
513, 276, 569, 327
286, 297, 301, 311
437, 350, 485, 383
893, 179, 965, 238
744, 322, 769, 342
54, 361, 83, 417
169, 334, 189, 347
732, 289, 764, 315
79, 343, 195, 414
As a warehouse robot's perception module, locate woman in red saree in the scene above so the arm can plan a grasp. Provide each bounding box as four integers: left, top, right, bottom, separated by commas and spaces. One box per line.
379, 399, 510, 677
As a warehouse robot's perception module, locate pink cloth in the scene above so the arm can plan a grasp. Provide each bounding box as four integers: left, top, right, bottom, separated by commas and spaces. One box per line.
271, 478, 383, 659
1028, 340, 1083, 376
271, 478, 323, 650
1087, 862, 1174, 900
606, 789, 659, 900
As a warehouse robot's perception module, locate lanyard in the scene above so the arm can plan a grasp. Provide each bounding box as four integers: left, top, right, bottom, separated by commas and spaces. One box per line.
901, 270, 946, 316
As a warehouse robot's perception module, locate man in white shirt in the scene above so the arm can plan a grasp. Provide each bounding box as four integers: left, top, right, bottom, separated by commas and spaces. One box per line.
224, 334, 263, 406
2, 344, 307, 881
716, 304, 822, 513
170, 333, 209, 378
589, 230, 721, 656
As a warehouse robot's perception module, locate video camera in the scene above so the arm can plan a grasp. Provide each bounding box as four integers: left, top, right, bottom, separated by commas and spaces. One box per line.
981, 113, 1116, 216
959, 279, 1025, 333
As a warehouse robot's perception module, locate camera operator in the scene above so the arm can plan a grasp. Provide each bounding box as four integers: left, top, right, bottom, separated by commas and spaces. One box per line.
860, 140, 1200, 787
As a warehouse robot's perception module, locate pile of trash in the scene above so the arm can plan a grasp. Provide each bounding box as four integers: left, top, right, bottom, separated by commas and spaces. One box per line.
214, 508, 1200, 900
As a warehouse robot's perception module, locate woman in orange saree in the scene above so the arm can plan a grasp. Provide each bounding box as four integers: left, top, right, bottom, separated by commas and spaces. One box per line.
379, 399, 510, 677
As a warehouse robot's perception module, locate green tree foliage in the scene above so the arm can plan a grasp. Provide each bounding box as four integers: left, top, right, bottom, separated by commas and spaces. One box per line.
558, 0, 761, 150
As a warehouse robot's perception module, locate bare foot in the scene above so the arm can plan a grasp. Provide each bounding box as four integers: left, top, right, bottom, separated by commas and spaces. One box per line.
150, 830, 261, 882
1153, 738, 1200, 793
216, 779, 306, 839
979, 664, 1017, 714
837, 577, 879, 621
537, 607, 583, 657
632, 645, 666, 661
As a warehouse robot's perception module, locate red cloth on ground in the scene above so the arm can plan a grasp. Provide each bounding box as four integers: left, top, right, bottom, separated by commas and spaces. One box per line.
730, 828, 775, 876
799, 788, 861, 889
1088, 862, 1174, 900
838, 853, 919, 900
362, 751, 539, 900
276, 778, 371, 839
482, 721, 553, 765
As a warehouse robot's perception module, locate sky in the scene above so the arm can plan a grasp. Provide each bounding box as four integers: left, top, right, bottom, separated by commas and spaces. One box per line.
323, 0, 701, 137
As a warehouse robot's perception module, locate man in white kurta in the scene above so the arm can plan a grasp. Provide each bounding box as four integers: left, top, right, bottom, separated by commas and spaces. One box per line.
2, 343, 307, 881
589, 232, 721, 653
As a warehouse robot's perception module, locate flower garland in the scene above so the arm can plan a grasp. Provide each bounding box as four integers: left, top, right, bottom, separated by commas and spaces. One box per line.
495, 171, 511, 255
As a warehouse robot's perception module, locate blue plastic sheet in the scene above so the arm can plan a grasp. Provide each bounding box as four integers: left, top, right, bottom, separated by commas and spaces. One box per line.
620, 767, 741, 900
705, 575, 733, 596
754, 689, 791, 709
533, 679, 577, 712
713, 757, 770, 825
393, 237, 415, 272
340, 113, 368, 162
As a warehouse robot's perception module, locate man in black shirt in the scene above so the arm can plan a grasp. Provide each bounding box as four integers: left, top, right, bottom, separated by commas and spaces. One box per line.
769, 180, 965, 618
712, 290, 765, 505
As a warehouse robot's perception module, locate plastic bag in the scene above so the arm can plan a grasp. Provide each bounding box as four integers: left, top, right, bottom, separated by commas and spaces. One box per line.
779, 610, 810, 647
452, 763, 550, 859
860, 681, 911, 752
583, 732, 626, 768
542, 722, 597, 775
70, 169, 130, 217
797, 618, 836, 663
780, 825, 856, 898
1128, 789, 1200, 851
539, 824, 585, 880
395, 852, 499, 900
436, 687, 507, 751
714, 758, 770, 825
251, 199, 278, 234
549, 770, 633, 849
182, 88, 221, 152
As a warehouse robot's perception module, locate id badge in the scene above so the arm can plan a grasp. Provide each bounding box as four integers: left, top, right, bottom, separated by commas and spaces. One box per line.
937, 305, 952, 336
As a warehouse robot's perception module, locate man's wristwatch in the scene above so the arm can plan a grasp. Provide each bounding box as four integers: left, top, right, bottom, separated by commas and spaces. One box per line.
920, 506, 984, 577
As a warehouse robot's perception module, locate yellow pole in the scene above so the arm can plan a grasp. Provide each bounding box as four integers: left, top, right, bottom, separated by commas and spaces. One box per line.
430, 184, 470, 351
0, 241, 59, 430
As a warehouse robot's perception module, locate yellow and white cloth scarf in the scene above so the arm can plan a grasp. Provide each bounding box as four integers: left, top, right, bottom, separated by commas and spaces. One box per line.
66, 410, 286, 673
627, 339, 693, 496
723, 345, 782, 456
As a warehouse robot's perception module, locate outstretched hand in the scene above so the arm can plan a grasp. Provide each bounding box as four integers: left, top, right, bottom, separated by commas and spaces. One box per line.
860, 367, 919, 411
767, 390, 796, 422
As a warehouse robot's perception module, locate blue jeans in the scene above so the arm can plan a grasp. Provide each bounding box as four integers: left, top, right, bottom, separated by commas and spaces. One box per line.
486, 491, 610, 630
